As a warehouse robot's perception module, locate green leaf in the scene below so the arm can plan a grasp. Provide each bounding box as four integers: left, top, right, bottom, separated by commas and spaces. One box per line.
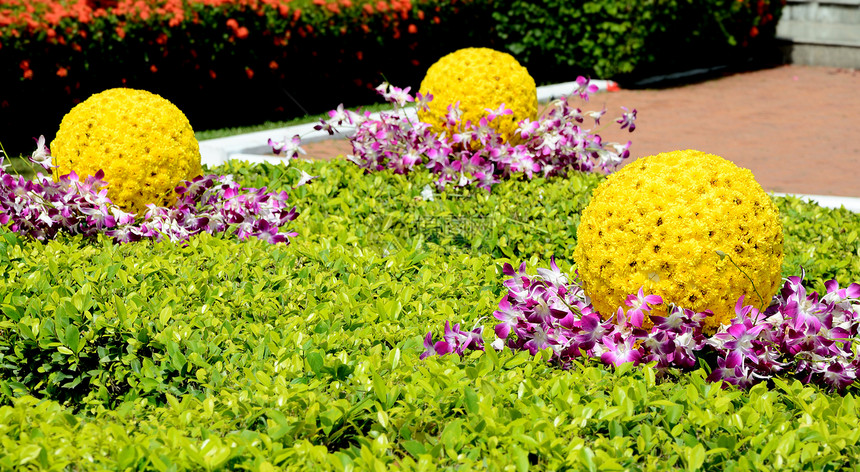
684, 443, 705, 471
158, 305, 172, 326
64, 324, 80, 353
484, 343, 500, 370
463, 386, 479, 414
307, 351, 324, 376
372, 372, 388, 404
440, 419, 463, 452
402, 440, 426, 457
17, 444, 42, 466
512, 445, 529, 472
2, 304, 22, 321
579, 447, 597, 472
114, 295, 127, 323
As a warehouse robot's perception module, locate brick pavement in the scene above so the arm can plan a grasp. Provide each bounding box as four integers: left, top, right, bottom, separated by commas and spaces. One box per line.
299, 64, 860, 198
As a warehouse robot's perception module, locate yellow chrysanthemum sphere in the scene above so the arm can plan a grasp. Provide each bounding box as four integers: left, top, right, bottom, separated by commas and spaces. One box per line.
573, 150, 784, 333
417, 47, 537, 143
51, 88, 202, 214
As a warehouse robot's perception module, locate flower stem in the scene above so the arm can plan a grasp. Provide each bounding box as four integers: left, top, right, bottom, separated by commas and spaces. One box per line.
715, 250, 766, 311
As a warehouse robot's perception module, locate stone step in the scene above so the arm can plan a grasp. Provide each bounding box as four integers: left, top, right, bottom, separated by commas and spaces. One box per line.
777, 20, 860, 46
782, 0, 860, 24
777, 0, 860, 67
780, 42, 860, 67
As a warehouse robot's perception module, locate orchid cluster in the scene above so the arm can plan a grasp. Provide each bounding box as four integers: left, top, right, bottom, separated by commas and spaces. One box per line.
0, 139, 304, 245
299, 78, 635, 191
419, 320, 485, 360
423, 259, 860, 391
707, 272, 860, 389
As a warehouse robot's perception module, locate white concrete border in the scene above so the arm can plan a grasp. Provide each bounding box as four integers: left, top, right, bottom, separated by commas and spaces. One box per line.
199, 108, 419, 168
536, 79, 620, 102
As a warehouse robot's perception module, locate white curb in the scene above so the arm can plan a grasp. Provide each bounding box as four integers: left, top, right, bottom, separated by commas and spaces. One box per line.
198, 108, 418, 168
771, 193, 860, 214
537, 79, 620, 102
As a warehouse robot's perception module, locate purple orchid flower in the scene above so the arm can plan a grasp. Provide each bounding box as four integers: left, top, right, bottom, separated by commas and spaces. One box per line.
600, 331, 642, 366
624, 287, 663, 328
420, 332, 453, 360
301, 81, 636, 193
424, 257, 860, 392
617, 107, 637, 132
0, 142, 303, 245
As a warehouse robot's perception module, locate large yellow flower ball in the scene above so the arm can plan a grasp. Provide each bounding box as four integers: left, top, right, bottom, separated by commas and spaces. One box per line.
573, 150, 784, 333
51, 88, 202, 214
417, 47, 537, 143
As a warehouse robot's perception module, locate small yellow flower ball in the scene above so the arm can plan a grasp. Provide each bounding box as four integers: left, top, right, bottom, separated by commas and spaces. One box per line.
417, 47, 537, 143
573, 150, 784, 332
51, 88, 202, 214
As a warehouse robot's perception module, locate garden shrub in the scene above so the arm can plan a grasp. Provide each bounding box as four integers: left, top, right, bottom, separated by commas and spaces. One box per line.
0, 159, 859, 468
778, 195, 860, 293
219, 159, 605, 260
491, 0, 784, 84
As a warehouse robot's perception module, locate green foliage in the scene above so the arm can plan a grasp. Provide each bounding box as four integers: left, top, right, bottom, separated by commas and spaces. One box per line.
0, 159, 859, 469
224, 159, 860, 288
778, 196, 860, 294
491, 0, 784, 82
221, 159, 604, 261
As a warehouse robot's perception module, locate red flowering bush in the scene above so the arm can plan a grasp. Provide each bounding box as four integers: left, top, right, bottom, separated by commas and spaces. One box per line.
0, 0, 498, 156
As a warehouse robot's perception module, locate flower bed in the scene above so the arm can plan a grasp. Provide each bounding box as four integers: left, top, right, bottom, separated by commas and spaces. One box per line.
0, 155, 859, 468
1, 49, 859, 467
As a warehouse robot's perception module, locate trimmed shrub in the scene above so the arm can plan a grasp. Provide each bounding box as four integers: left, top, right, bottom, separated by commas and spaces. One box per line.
0, 159, 858, 469
491, 0, 784, 83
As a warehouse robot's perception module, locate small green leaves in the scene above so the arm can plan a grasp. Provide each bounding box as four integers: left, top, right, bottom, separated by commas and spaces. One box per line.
0, 159, 857, 470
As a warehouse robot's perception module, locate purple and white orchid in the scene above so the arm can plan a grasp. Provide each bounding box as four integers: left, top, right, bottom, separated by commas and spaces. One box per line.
289, 78, 636, 192
424, 258, 860, 392
268, 134, 306, 160
0, 139, 303, 245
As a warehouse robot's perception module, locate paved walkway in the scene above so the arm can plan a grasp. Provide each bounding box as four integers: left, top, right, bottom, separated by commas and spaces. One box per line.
298, 64, 860, 198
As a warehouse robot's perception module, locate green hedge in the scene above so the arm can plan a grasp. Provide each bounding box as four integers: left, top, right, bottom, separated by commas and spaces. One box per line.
491, 0, 784, 83
1, 159, 859, 469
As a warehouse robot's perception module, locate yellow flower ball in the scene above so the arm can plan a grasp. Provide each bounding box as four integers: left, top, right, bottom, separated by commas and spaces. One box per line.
51, 88, 202, 214
573, 150, 784, 333
417, 47, 537, 143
